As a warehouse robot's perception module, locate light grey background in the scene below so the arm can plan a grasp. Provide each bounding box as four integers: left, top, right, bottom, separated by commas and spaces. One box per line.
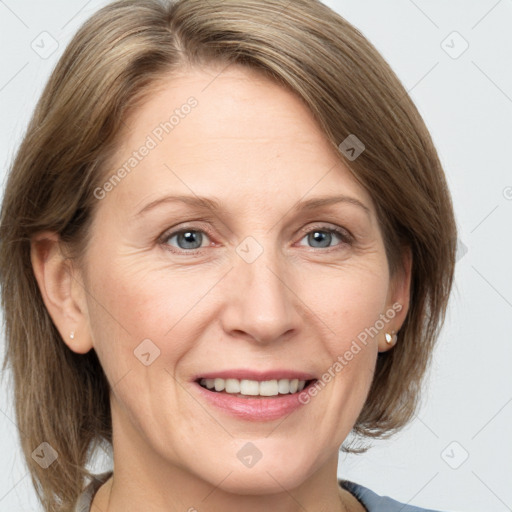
1, 1, 511, 510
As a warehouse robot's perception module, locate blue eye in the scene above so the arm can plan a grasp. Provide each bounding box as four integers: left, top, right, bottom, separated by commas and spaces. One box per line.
298, 227, 352, 249
163, 229, 211, 251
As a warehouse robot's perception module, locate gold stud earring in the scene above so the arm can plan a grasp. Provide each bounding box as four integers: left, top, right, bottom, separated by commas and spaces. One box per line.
70, 331, 75, 340
385, 331, 397, 345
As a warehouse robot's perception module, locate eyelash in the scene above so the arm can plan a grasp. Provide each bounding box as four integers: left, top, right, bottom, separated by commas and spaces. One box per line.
158, 223, 354, 256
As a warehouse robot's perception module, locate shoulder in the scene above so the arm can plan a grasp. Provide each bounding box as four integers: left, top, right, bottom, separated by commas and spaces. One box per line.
74, 471, 113, 512
339, 479, 449, 512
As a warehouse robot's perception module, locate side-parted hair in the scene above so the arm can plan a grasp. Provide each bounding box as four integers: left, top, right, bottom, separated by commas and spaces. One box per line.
0, 0, 456, 510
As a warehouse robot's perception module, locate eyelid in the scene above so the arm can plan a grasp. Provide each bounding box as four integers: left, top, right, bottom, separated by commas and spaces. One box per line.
296, 222, 354, 245
158, 222, 216, 248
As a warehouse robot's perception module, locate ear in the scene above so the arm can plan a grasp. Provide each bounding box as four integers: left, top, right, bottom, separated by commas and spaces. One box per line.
30, 231, 93, 354
378, 245, 412, 353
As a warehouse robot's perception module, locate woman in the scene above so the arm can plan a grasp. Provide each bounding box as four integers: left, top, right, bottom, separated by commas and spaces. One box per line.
0, 0, 456, 511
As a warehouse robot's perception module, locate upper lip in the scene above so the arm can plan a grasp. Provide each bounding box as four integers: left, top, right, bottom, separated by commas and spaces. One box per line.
193, 369, 317, 382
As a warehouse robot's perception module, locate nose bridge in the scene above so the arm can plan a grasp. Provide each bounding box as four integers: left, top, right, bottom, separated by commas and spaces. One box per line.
224, 235, 298, 343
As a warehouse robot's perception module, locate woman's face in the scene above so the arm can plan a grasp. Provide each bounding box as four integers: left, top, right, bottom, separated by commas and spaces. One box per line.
76, 65, 409, 493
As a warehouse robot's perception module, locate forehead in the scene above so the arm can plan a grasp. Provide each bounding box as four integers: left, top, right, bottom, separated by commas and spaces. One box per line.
101, 64, 374, 216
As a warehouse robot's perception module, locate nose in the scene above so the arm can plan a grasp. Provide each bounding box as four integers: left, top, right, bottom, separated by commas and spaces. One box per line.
220, 243, 300, 345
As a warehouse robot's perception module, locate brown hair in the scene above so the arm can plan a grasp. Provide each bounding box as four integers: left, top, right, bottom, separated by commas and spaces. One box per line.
0, 0, 456, 510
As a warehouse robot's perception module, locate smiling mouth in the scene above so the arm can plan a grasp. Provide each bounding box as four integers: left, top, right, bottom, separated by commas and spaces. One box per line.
196, 377, 317, 398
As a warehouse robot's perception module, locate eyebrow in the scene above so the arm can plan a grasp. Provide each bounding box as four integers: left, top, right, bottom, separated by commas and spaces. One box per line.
135, 194, 371, 218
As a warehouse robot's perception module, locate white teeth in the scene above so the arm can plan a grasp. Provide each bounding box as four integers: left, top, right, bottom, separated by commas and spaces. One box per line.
214, 378, 225, 392
240, 379, 260, 395
199, 377, 308, 396
225, 378, 241, 393
259, 380, 278, 396
290, 379, 299, 393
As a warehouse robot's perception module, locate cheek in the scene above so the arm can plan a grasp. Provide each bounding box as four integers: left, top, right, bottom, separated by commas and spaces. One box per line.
84, 250, 223, 387
298, 259, 390, 348
297, 260, 388, 407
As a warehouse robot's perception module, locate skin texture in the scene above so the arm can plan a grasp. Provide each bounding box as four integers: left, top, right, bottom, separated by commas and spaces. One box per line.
31, 64, 411, 512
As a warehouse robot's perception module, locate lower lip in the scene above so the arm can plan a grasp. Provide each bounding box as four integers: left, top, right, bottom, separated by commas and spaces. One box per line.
192, 381, 316, 422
